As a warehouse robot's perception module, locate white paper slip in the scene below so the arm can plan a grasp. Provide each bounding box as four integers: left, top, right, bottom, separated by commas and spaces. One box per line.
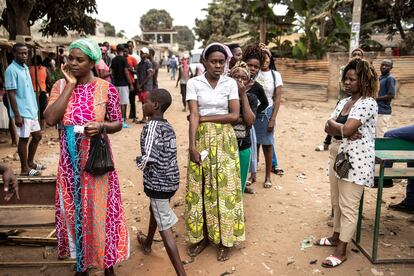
200, 150, 208, 161
74, 125, 85, 134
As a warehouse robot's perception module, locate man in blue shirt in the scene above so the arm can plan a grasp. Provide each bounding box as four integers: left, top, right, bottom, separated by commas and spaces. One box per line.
5, 43, 43, 176
376, 59, 396, 137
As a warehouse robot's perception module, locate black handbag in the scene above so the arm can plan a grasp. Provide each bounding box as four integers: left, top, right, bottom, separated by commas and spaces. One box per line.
85, 127, 114, 176
334, 151, 352, 178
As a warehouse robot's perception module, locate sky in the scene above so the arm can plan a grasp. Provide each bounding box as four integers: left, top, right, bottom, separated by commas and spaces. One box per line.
94, 0, 211, 38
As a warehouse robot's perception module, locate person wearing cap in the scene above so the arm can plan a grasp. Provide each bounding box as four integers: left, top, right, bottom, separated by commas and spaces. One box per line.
376, 59, 396, 137
136, 47, 154, 123
168, 55, 178, 80
44, 38, 129, 275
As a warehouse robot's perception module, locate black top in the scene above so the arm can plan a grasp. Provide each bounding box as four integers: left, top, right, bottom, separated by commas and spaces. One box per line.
235, 93, 259, 150
151, 60, 159, 89
136, 119, 179, 199
334, 113, 349, 140
247, 81, 268, 113
110, 56, 129, 87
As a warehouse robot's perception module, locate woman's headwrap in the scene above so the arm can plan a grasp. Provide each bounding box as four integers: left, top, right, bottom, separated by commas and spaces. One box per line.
230, 61, 250, 78
68, 38, 102, 64
202, 42, 233, 74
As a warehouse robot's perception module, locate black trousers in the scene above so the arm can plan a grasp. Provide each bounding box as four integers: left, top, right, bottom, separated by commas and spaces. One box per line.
129, 87, 137, 119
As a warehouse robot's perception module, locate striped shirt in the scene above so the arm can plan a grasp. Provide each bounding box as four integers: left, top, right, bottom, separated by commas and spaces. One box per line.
136, 119, 179, 198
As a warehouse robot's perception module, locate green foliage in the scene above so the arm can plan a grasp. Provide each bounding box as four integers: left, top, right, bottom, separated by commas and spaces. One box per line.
116, 30, 126, 38
140, 9, 173, 31
103, 22, 116, 37
194, 0, 247, 46
1, 0, 97, 39
174, 25, 195, 50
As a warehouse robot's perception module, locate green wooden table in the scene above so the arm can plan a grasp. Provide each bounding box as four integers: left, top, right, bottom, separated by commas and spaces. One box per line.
353, 139, 414, 264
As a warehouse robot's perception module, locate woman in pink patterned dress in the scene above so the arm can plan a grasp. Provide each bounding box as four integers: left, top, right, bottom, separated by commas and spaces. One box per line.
44, 39, 129, 276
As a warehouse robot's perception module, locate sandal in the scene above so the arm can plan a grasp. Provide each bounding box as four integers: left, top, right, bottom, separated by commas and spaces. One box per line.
137, 231, 152, 254
274, 167, 284, 176
321, 255, 347, 268
263, 181, 272, 188
33, 163, 46, 170
22, 169, 41, 177
314, 237, 337, 247
217, 246, 230, 262
244, 186, 255, 194
187, 240, 209, 257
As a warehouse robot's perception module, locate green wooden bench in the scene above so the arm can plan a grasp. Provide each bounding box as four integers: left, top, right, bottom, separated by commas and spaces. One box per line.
353, 138, 414, 264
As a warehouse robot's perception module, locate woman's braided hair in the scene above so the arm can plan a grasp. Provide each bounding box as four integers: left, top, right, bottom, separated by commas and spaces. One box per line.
342, 59, 379, 98
242, 44, 265, 66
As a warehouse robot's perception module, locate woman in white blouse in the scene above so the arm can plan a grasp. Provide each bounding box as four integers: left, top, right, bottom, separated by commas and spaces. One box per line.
315, 59, 379, 268
184, 43, 245, 262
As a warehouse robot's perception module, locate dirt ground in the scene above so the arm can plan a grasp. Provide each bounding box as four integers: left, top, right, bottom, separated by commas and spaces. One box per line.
0, 69, 413, 276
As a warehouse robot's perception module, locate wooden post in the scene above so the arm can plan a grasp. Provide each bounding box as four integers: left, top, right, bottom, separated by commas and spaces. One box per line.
349, 0, 362, 56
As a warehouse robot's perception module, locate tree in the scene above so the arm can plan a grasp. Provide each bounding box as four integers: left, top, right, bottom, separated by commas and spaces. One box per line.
174, 25, 195, 50
140, 9, 173, 31
116, 30, 126, 38
0, 0, 97, 40
103, 22, 116, 37
194, 0, 247, 46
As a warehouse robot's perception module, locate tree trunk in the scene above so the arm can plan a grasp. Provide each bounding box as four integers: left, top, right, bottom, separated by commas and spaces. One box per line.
260, 17, 267, 43
6, 0, 34, 40
394, 19, 406, 40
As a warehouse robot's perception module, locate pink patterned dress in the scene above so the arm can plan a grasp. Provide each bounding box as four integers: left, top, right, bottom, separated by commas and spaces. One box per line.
48, 78, 129, 272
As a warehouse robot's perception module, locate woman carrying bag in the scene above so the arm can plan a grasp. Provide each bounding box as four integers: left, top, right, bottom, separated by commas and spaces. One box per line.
315, 59, 378, 268
44, 38, 129, 276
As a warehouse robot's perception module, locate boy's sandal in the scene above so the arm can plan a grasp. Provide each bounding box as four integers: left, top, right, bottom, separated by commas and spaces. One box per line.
22, 169, 41, 177
263, 181, 272, 188
245, 180, 252, 186
314, 237, 337, 247
137, 231, 152, 255
321, 255, 347, 268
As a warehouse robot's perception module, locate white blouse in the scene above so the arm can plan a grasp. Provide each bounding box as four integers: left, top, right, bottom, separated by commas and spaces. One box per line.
186, 74, 239, 116
255, 70, 283, 108
331, 97, 378, 187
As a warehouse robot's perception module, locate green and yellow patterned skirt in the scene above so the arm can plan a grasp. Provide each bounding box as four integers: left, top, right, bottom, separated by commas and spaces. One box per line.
185, 122, 245, 247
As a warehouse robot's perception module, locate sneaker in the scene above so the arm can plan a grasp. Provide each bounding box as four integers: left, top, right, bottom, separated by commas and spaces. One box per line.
389, 201, 414, 214
315, 144, 329, 151
122, 122, 131, 128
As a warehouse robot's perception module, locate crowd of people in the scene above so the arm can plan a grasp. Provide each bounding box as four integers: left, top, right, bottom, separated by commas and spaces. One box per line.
0, 37, 413, 276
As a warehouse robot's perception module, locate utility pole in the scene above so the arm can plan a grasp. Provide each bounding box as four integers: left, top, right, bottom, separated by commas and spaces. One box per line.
349, 0, 362, 56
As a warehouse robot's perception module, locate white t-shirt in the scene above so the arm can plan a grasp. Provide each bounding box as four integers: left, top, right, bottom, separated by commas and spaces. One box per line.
186, 74, 239, 116
255, 70, 283, 107
331, 97, 378, 187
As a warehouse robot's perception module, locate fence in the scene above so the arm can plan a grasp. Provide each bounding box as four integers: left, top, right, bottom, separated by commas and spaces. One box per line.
277, 54, 414, 107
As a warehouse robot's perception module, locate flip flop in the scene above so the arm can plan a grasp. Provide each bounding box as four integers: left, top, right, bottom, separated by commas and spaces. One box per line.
244, 186, 255, 194
321, 255, 347, 268
275, 167, 284, 176
33, 163, 46, 170
217, 246, 230, 262
22, 169, 41, 177
314, 237, 337, 247
137, 231, 152, 255
187, 240, 209, 257
264, 181, 272, 188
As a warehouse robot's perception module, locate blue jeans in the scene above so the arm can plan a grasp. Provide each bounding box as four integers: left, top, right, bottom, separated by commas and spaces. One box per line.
272, 145, 278, 167
384, 125, 414, 207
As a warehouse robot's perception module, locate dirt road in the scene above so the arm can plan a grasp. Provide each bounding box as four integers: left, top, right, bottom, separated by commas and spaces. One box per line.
0, 69, 413, 276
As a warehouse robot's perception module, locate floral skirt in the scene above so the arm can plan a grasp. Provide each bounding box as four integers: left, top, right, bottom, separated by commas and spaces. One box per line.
185, 123, 245, 247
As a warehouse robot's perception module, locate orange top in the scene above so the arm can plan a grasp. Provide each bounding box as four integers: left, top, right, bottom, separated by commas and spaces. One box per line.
127, 55, 138, 84
29, 65, 47, 92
